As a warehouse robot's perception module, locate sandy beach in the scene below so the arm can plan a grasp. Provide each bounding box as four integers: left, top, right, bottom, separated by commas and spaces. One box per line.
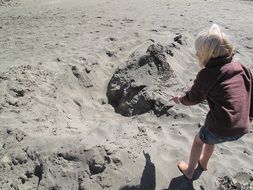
0, 0, 253, 189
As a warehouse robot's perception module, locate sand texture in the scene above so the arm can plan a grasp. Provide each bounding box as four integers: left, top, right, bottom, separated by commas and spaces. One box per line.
0, 0, 253, 189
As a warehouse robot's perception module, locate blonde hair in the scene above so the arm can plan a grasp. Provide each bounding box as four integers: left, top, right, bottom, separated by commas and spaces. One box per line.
195, 24, 235, 67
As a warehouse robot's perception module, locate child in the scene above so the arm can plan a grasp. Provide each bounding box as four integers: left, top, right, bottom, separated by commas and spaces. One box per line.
170, 24, 252, 180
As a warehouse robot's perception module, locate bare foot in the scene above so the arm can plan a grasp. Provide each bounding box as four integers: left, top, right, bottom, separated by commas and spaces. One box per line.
177, 161, 193, 180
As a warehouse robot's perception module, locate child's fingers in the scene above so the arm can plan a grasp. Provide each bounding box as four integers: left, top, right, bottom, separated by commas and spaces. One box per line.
169, 96, 176, 101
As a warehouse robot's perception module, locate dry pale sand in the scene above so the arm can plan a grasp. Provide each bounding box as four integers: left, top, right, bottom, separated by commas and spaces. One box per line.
0, 0, 253, 189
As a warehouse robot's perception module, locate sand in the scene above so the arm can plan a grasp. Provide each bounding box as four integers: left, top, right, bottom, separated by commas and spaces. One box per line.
0, 0, 253, 189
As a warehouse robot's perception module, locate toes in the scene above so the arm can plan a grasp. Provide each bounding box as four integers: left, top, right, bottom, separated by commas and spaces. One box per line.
177, 161, 189, 171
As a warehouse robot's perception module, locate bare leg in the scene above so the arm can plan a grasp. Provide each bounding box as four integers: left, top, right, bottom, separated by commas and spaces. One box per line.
199, 144, 214, 170
178, 133, 204, 179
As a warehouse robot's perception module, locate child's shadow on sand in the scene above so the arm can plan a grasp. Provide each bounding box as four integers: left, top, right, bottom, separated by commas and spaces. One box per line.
119, 151, 156, 190
119, 152, 204, 190
165, 175, 194, 190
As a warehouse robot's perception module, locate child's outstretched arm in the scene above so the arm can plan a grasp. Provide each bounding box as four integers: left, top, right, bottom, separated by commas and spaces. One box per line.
249, 70, 253, 122
171, 69, 208, 106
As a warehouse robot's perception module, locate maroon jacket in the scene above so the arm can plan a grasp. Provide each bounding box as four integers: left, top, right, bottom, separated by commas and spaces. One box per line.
180, 56, 252, 137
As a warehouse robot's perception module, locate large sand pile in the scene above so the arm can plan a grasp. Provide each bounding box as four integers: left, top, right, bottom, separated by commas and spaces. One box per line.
0, 0, 253, 189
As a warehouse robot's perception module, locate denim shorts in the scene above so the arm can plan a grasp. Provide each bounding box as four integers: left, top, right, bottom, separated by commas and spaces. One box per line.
199, 127, 242, 145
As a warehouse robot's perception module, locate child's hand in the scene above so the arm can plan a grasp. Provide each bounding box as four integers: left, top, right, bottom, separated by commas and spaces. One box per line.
169, 96, 181, 104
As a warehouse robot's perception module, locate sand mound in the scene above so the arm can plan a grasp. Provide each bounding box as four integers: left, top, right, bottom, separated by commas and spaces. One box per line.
107, 43, 182, 117
0, 141, 126, 190
0, 65, 56, 114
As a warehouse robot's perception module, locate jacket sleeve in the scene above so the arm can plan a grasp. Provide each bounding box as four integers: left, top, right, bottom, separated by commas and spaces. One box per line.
249, 70, 253, 119
179, 69, 208, 106
241, 64, 253, 119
